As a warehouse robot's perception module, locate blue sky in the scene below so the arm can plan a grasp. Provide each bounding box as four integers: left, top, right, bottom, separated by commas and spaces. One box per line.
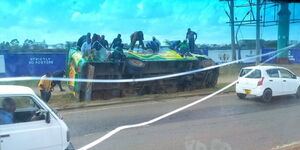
0, 0, 299, 45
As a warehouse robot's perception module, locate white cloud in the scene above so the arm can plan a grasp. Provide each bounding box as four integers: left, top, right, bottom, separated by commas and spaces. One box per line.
35, 17, 48, 24
71, 11, 81, 21
137, 3, 143, 10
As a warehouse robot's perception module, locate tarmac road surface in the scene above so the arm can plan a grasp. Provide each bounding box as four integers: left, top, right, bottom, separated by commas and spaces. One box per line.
61, 93, 300, 150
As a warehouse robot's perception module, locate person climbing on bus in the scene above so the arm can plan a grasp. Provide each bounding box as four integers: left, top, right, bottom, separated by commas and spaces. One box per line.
100, 35, 109, 50
77, 32, 91, 50
90, 34, 102, 60
178, 40, 190, 57
166, 40, 181, 52
186, 28, 197, 53
145, 37, 160, 53
152, 36, 160, 53
91, 34, 101, 50
81, 33, 92, 57
110, 34, 122, 49
130, 31, 145, 50
109, 44, 125, 63
93, 35, 108, 61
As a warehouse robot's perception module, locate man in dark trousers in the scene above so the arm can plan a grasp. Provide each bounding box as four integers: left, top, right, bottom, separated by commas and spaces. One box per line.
51, 70, 65, 92
186, 28, 197, 53
130, 31, 145, 50
38, 72, 53, 103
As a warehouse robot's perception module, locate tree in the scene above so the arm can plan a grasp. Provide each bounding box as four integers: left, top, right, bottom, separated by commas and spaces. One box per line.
10, 39, 19, 46
65, 41, 77, 50
10, 39, 20, 50
22, 39, 34, 50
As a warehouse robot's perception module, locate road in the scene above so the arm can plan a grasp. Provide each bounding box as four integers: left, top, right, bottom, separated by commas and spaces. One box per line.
61, 93, 300, 150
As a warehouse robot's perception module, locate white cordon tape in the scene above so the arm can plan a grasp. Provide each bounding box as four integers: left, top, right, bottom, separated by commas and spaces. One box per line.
78, 47, 289, 150
0, 43, 297, 83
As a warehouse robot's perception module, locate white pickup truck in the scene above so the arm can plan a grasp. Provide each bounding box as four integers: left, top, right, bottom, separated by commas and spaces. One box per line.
0, 85, 73, 150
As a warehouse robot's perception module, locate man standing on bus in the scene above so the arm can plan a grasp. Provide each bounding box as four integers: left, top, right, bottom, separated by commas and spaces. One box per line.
186, 28, 197, 53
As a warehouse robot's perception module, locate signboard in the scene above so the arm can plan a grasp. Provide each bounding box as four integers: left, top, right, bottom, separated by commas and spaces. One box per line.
4, 52, 66, 77
0, 55, 5, 73
261, 49, 300, 64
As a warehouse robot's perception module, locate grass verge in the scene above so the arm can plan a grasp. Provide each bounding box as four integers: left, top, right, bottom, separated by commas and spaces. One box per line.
49, 82, 235, 110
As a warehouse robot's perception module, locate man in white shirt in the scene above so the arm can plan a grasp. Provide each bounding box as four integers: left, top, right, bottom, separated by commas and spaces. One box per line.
81, 34, 92, 57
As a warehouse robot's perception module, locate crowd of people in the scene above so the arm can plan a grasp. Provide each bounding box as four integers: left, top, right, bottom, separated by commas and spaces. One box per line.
76, 28, 198, 60
34, 28, 198, 103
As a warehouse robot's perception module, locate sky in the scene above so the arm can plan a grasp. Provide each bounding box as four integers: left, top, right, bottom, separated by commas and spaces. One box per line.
0, 0, 299, 45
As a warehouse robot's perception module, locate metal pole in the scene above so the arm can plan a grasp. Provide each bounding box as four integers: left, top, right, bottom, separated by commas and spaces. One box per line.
276, 2, 290, 64
230, 0, 236, 61
256, 0, 261, 65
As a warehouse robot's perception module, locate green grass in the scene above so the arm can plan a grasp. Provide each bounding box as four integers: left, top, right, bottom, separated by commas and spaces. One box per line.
48, 82, 236, 109
0, 80, 39, 88
0, 80, 68, 88
219, 63, 252, 77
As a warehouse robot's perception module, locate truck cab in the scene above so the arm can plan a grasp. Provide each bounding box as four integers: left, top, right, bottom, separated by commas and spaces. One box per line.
0, 85, 72, 150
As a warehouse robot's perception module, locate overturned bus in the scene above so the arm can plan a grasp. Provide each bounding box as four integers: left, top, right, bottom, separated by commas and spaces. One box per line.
66, 48, 219, 101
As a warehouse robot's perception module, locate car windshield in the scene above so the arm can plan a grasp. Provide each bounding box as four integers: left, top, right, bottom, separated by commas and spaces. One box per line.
0, 0, 300, 150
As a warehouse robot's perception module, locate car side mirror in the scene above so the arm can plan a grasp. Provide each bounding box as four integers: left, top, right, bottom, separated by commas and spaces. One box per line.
292, 74, 297, 79
45, 111, 51, 124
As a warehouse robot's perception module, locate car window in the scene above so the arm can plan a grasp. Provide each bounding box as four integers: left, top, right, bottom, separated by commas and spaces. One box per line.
266, 69, 280, 78
279, 69, 295, 79
240, 69, 261, 78
0, 96, 45, 125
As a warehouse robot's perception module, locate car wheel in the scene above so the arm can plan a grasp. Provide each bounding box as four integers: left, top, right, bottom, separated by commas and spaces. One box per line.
237, 93, 246, 99
261, 89, 272, 103
296, 86, 300, 99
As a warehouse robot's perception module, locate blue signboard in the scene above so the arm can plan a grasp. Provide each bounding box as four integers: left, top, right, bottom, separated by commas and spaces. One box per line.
3, 51, 66, 77
289, 49, 300, 64
261, 49, 300, 64
261, 49, 277, 63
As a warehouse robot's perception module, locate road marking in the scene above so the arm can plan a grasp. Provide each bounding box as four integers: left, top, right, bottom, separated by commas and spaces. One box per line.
272, 141, 300, 150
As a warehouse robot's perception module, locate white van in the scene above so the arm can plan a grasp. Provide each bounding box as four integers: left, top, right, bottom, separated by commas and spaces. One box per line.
0, 85, 73, 150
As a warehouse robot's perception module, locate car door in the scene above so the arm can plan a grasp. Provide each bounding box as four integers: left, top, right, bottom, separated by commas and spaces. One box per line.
279, 69, 298, 95
0, 96, 62, 150
265, 69, 282, 96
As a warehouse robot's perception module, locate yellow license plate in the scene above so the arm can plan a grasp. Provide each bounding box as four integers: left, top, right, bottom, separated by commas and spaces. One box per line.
245, 89, 251, 95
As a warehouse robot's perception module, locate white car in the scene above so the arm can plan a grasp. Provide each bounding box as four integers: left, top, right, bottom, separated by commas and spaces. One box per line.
236, 66, 300, 102
0, 85, 73, 150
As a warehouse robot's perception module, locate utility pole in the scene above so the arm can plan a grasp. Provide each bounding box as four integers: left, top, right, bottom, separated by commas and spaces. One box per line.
276, 2, 290, 64
229, 0, 236, 61
256, 0, 261, 65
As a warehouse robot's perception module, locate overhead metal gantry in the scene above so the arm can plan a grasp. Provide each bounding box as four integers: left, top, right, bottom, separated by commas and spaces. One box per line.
221, 0, 300, 64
